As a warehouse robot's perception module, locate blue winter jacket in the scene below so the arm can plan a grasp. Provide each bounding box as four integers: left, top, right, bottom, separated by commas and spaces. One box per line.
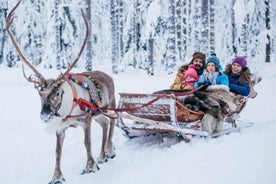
194, 71, 229, 88
228, 73, 250, 96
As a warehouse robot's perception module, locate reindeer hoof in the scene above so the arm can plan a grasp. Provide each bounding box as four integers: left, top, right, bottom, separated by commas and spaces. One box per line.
97, 156, 108, 164
48, 177, 65, 184
107, 153, 116, 159
80, 164, 100, 175
105, 145, 116, 159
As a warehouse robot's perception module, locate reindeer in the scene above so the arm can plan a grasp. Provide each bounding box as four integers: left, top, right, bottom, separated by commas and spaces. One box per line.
6, 1, 116, 183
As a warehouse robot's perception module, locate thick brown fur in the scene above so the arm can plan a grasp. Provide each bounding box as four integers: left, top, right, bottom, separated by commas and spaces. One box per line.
177, 85, 239, 133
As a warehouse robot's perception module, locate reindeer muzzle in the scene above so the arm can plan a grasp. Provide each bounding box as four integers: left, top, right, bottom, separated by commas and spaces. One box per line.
40, 104, 54, 122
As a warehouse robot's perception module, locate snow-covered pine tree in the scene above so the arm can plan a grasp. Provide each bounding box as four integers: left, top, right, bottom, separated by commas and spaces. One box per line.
247, 0, 262, 59
26, 0, 43, 66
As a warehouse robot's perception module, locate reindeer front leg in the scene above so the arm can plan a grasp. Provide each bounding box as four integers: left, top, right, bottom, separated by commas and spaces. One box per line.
49, 130, 66, 184
81, 118, 99, 174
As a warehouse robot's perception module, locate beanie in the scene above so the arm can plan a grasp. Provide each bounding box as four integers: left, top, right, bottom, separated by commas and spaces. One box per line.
206, 53, 220, 66
206, 53, 222, 70
232, 56, 247, 69
184, 65, 198, 81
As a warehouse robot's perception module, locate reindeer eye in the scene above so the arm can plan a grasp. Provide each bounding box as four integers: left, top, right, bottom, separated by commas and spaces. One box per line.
56, 92, 60, 96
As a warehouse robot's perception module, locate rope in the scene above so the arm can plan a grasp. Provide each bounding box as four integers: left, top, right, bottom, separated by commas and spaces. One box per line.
100, 93, 168, 113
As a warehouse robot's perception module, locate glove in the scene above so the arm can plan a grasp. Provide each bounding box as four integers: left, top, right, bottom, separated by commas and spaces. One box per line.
204, 80, 211, 86
198, 80, 211, 90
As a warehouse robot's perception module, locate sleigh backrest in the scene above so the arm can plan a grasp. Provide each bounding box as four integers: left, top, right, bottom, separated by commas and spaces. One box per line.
118, 93, 204, 123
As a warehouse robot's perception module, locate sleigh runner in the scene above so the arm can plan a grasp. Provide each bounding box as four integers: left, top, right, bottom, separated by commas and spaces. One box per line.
116, 88, 254, 142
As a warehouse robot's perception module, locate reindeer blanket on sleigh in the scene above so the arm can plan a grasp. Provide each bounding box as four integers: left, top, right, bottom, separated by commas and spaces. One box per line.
176, 74, 261, 134
177, 85, 240, 134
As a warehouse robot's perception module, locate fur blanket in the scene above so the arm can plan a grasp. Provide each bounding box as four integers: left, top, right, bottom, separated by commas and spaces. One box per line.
177, 85, 240, 133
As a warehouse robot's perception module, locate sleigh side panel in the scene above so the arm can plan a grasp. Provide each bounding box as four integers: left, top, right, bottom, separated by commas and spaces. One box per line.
118, 93, 177, 122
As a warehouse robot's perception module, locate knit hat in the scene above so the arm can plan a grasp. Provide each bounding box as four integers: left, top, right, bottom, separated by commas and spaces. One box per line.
206, 53, 220, 66
206, 53, 222, 70
192, 52, 206, 64
184, 65, 198, 81
232, 56, 247, 69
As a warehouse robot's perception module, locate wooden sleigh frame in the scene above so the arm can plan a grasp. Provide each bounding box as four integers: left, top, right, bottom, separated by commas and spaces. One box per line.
115, 90, 254, 142
116, 93, 212, 142
115, 76, 261, 142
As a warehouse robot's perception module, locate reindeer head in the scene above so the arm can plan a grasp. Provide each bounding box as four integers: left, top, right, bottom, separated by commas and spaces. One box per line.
7, 0, 89, 122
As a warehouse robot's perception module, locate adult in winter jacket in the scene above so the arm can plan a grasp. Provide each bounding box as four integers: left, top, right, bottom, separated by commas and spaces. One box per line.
224, 56, 251, 96
169, 52, 206, 90
194, 53, 229, 89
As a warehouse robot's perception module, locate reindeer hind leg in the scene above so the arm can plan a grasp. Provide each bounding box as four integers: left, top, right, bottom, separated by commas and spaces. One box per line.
105, 117, 116, 159
94, 115, 109, 164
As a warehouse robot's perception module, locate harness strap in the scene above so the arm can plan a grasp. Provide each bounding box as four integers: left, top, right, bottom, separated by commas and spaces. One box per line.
101, 93, 168, 113
63, 80, 81, 121
100, 85, 205, 113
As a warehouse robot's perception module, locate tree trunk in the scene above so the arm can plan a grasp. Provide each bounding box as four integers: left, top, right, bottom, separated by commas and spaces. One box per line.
201, 0, 209, 53
85, 0, 93, 71
0, 2, 8, 65
165, 0, 176, 74
110, 0, 118, 74
240, 14, 249, 55
182, 0, 187, 61
265, 0, 270, 63
209, 0, 215, 52
55, 0, 61, 69
132, 0, 141, 68
118, 0, 124, 59
175, 0, 183, 61
231, 0, 237, 55
147, 37, 154, 75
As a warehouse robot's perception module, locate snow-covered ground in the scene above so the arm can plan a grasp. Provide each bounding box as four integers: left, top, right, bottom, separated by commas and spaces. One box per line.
1, 63, 276, 184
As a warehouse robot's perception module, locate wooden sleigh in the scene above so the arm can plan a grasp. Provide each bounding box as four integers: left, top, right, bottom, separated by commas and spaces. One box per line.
116, 90, 251, 142
116, 76, 262, 142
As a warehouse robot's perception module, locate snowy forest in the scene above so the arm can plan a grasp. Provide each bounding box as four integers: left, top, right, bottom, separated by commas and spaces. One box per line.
0, 0, 275, 75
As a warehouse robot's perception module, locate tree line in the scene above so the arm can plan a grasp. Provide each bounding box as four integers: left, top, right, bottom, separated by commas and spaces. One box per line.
0, 0, 274, 75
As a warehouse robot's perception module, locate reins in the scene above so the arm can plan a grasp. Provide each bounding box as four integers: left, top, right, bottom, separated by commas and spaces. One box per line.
99, 85, 205, 113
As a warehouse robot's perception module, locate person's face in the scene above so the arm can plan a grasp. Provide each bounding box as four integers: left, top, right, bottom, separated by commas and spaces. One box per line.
231, 62, 242, 74
192, 59, 204, 71
206, 62, 216, 73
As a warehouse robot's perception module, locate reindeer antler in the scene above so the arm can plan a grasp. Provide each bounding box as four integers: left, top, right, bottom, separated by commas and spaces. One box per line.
61, 9, 90, 78
6, 0, 46, 85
